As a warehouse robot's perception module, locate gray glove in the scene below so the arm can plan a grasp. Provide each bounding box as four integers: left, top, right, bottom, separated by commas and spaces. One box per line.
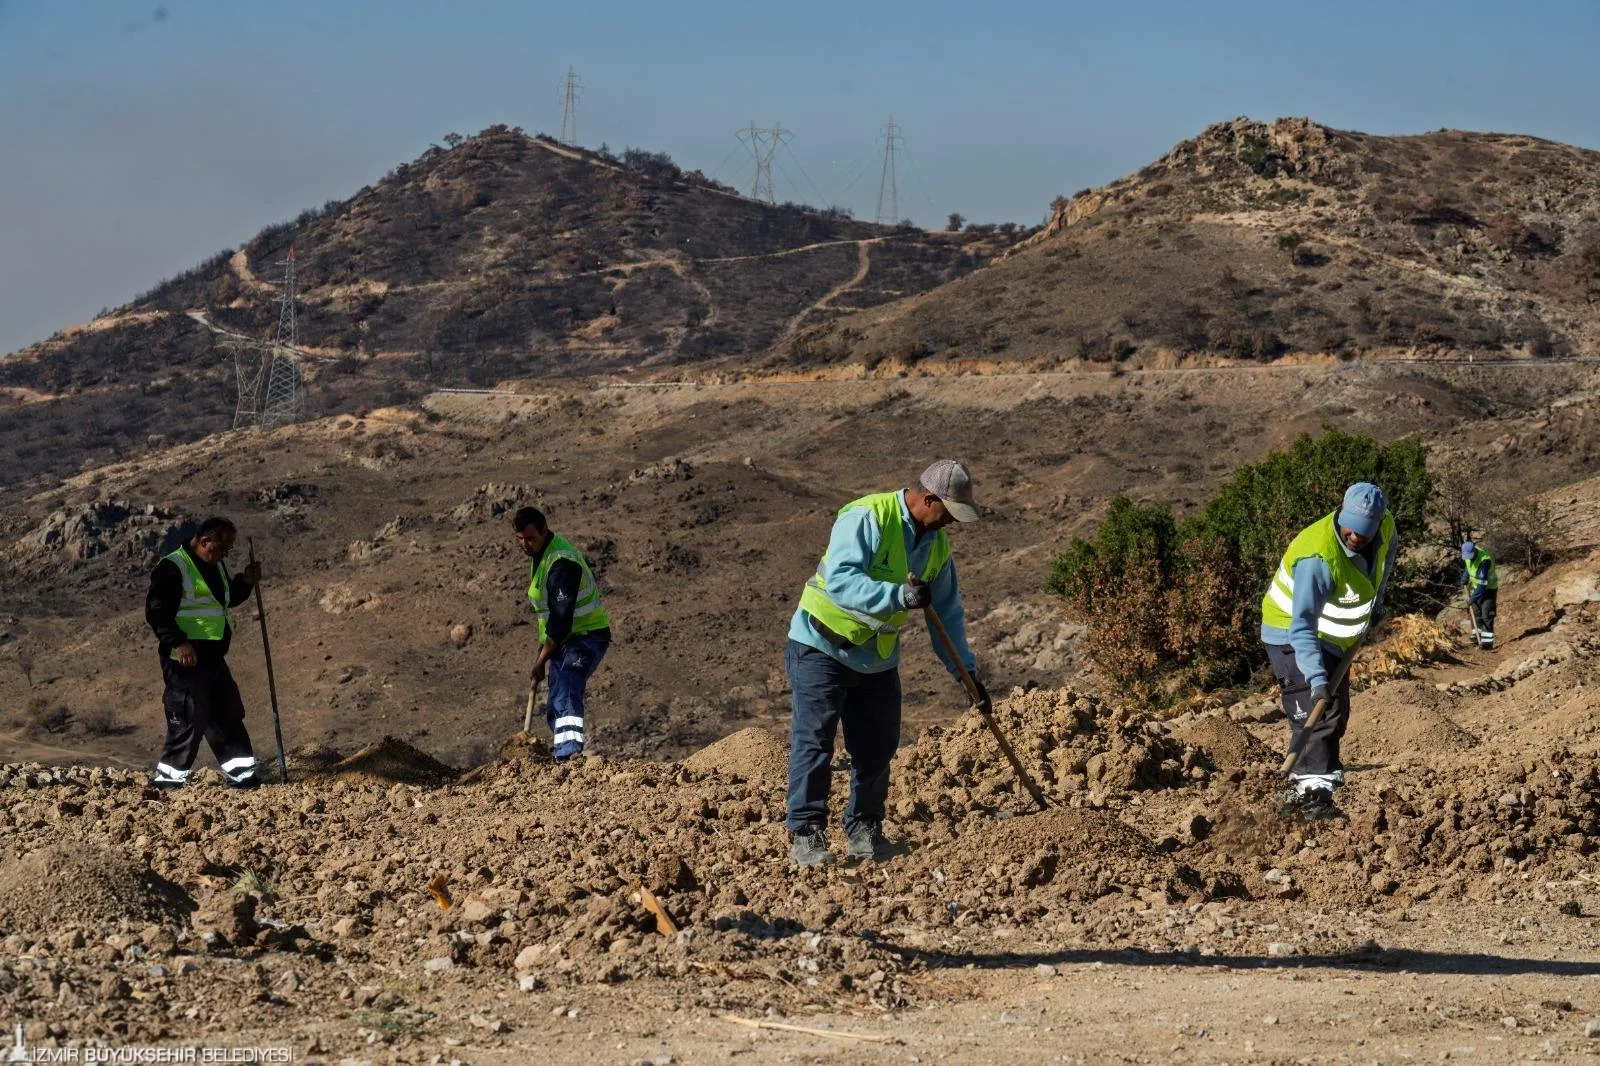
901, 579, 929, 609
1309, 683, 1330, 708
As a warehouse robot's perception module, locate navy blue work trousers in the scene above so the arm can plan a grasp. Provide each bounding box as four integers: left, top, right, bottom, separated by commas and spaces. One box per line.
784, 639, 901, 835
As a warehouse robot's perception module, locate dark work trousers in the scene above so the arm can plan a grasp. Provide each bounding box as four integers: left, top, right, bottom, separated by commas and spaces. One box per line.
1472, 590, 1498, 641
785, 640, 902, 836
546, 633, 609, 760
1266, 642, 1350, 790
155, 657, 257, 785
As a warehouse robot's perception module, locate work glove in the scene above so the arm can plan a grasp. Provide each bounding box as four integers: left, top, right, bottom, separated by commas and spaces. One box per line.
971, 677, 993, 715
1308, 683, 1330, 708
900, 578, 929, 609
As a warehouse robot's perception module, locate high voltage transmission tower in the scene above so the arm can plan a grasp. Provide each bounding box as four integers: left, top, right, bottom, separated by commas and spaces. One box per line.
232, 248, 306, 430
736, 122, 790, 203
874, 116, 904, 224
258, 248, 305, 428
559, 67, 581, 144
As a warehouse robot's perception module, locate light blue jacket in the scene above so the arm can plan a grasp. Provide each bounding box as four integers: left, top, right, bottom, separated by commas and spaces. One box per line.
1260, 536, 1397, 691
788, 490, 977, 676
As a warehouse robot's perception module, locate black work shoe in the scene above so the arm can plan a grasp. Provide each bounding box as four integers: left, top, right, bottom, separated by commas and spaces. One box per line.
1296, 787, 1348, 822
152, 779, 185, 791
846, 822, 900, 862
791, 829, 836, 867
226, 776, 262, 791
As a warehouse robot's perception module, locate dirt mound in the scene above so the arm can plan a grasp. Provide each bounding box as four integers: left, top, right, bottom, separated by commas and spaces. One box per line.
1344, 683, 1479, 764
681, 726, 789, 785
895, 687, 1204, 819
0, 843, 193, 931
918, 808, 1206, 905
1172, 714, 1274, 771
314, 736, 458, 786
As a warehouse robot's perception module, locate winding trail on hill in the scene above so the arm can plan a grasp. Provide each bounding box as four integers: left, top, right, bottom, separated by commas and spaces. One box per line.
773, 238, 881, 350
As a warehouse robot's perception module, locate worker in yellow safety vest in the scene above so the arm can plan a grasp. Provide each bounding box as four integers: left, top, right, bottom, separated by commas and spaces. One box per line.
1260, 483, 1397, 821
145, 516, 263, 788
514, 506, 612, 760
786, 460, 988, 866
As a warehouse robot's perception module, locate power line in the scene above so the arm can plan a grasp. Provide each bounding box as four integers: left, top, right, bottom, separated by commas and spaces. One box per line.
779, 142, 828, 207
559, 67, 582, 145
898, 137, 938, 216
874, 116, 904, 224
735, 122, 790, 203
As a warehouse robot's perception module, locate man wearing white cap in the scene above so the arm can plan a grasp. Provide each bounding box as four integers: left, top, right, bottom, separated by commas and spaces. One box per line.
1260, 482, 1397, 820
785, 460, 988, 866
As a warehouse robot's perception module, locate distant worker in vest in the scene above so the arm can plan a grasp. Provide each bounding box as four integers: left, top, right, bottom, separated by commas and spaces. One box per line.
1460, 540, 1498, 649
514, 507, 611, 760
1260, 483, 1397, 821
786, 460, 989, 866
145, 517, 262, 789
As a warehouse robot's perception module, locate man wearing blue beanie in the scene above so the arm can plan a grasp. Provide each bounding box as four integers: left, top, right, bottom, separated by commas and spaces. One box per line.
1259, 482, 1398, 820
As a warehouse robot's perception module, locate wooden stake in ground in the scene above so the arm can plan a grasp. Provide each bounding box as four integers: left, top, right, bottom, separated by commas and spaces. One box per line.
246, 538, 288, 783
921, 603, 1049, 811
721, 1014, 902, 1045
630, 883, 679, 936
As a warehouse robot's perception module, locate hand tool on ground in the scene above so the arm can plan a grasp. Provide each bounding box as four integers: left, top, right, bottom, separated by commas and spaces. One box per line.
522, 677, 541, 734
1467, 599, 1485, 646
1279, 627, 1372, 774
921, 603, 1049, 811
247, 538, 288, 783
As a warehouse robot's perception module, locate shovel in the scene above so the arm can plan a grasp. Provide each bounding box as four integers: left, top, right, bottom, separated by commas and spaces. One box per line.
921, 604, 1049, 811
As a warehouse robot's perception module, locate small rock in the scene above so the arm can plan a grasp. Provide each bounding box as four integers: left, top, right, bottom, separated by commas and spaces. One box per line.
517, 974, 539, 992
1501, 1016, 1518, 1029
332, 917, 364, 938
1035, 963, 1057, 977
450, 623, 473, 648
514, 945, 541, 971
1586, 1018, 1600, 1038
1558, 900, 1582, 917
460, 899, 494, 923
1263, 1015, 1279, 1026
423, 956, 454, 973
468, 1013, 508, 1034
1267, 942, 1295, 957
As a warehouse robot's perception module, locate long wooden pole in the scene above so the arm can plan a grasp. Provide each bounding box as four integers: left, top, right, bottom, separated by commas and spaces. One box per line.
921, 604, 1049, 811
247, 538, 288, 782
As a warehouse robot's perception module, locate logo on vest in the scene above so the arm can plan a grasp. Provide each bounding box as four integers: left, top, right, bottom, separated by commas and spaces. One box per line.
1336, 584, 1361, 605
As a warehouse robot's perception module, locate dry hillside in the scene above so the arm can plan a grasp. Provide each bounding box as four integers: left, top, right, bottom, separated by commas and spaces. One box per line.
778, 117, 1600, 371
0, 127, 1008, 488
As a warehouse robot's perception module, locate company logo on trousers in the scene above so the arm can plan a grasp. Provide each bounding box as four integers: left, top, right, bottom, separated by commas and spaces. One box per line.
7, 1024, 27, 1063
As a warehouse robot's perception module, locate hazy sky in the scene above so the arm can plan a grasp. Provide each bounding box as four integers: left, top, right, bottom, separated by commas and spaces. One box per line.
2, 0, 1597, 356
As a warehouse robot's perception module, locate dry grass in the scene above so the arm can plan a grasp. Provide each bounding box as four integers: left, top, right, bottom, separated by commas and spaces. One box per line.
1356, 615, 1460, 685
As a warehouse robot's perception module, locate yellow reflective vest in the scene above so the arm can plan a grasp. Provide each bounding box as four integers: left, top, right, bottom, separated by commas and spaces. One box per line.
527, 534, 610, 643
797, 492, 951, 660
1260, 510, 1396, 651
165, 547, 232, 654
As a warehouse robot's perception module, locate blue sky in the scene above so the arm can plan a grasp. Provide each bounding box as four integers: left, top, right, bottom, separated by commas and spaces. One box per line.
2, 0, 1597, 355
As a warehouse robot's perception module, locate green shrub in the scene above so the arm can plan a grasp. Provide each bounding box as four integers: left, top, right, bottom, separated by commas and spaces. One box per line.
1048, 427, 1435, 700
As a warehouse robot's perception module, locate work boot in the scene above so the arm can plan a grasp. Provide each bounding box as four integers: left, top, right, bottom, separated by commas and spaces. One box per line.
1296, 787, 1348, 822
790, 829, 836, 867
846, 821, 898, 863
226, 775, 262, 791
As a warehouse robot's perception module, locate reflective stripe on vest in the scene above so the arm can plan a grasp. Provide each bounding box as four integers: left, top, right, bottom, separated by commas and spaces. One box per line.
1468, 551, 1498, 591
527, 534, 610, 643
1260, 510, 1396, 651
797, 491, 952, 660
164, 547, 231, 651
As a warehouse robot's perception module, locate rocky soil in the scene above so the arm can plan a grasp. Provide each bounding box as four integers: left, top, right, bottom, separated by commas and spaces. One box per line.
4, 587, 1600, 1061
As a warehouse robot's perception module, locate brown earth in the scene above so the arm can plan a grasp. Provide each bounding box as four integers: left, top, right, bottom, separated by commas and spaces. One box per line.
3, 586, 1600, 1060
